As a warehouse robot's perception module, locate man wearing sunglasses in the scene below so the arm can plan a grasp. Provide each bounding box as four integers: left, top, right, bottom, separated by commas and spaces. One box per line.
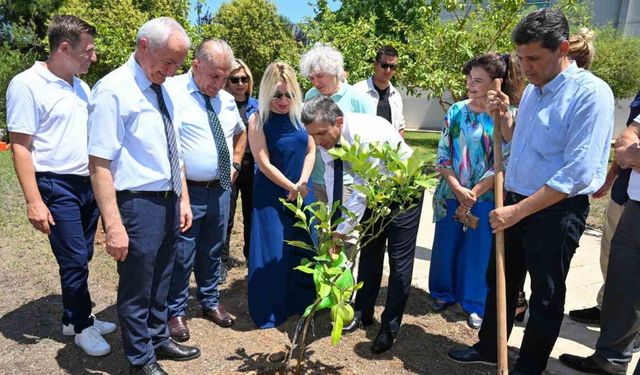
354, 45, 406, 137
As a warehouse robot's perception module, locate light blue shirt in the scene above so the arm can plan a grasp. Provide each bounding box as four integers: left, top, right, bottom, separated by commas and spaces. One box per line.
505, 62, 614, 197
165, 71, 245, 181
88, 55, 183, 192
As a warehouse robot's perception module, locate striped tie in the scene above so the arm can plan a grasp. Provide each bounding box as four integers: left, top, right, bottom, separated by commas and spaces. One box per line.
150, 83, 182, 196
201, 93, 232, 191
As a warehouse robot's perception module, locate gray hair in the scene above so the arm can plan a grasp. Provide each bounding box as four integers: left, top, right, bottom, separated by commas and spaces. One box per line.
136, 17, 191, 50
195, 39, 234, 70
301, 96, 344, 126
299, 43, 345, 78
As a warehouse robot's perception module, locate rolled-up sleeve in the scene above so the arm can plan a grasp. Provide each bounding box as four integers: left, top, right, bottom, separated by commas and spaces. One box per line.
88, 88, 124, 161
546, 87, 614, 196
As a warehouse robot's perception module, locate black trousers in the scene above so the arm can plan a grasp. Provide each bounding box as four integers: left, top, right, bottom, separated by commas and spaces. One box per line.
223, 153, 254, 262
475, 192, 589, 375
354, 193, 423, 335
593, 200, 640, 375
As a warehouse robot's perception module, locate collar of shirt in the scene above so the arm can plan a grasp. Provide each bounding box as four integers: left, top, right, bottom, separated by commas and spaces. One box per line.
366, 76, 397, 96
126, 54, 153, 92
186, 69, 221, 108
535, 61, 578, 96
32, 61, 76, 88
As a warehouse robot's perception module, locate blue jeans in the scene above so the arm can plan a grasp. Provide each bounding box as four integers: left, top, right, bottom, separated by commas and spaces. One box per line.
116, 192, 178, 366
167, 184, 230, 317
36, 172, 99, 333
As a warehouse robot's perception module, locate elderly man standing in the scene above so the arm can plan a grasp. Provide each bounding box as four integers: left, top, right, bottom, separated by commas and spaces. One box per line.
88, 17, 200, 375
7, 14, 115, 357
164, 39, 246, 342
447, 8, 614, 375
301, 96, 423, 354
353, 45, 406, 137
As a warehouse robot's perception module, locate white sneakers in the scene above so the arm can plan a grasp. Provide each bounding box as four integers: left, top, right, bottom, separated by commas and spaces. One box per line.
74, 326, 111, 356
467, 312, 483, 329
63, 317, 117, 336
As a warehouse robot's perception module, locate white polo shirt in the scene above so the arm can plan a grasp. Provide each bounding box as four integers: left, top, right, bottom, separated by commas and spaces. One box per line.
628, 114, 640, 201
6, 62, 91, 176
88, 55, 183, 192
164, 71, 245, 181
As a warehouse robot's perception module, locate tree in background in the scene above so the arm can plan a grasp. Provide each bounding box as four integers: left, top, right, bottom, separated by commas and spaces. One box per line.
201, 0, 301, 87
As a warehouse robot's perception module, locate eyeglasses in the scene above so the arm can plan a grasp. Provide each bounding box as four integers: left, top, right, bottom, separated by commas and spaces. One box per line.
272, 92, 293, 100
229, 76, 249, 84
376, 60, 398, 70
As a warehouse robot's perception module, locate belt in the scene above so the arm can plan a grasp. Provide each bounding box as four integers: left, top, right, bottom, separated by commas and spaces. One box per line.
117, 190, 175, 198
35, 171, 91, 183
187, 179, 220, 189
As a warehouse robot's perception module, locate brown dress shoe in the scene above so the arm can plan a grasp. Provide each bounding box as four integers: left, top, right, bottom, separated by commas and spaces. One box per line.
168, 316, 190, 342
203, 305, 234, 327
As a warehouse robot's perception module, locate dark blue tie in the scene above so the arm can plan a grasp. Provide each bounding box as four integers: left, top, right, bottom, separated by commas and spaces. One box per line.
201, 93, 232, 191
331, 147, 343, 224
150, 83, 182, 196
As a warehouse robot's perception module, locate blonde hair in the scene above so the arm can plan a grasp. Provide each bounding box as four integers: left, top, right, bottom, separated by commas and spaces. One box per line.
257, 62, 302, 129
568, 28, 595, 70
225, 58, 254, 97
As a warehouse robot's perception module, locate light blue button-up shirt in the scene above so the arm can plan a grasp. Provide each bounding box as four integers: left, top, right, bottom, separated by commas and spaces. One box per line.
505, 62, 614, 197
88, 55, 183, 192
164, 71, 245, 181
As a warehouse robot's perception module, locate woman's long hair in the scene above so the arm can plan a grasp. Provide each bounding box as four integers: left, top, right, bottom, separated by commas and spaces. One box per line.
256, 62, 303, 129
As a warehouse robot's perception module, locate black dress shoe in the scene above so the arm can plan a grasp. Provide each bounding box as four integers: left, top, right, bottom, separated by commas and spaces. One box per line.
130, 361, 168, 375
432, 299, 454, 312
371, 330, 395, 354
156, 339, 201, 361
448, 347, 496, 365
569, 306, 601, 325
559, 354, 609, 374
342, 315, 373, 333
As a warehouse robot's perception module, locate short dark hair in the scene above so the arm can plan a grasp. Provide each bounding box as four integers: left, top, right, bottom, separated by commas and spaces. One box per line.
375, 45, 398, 61
301, 96, 344, 126
511, 8, 569, 50
48, 15, 96, 52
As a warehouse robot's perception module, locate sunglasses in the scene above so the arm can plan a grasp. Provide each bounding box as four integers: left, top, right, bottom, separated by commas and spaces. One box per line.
376, 60, 398, 70
229, 76, 249, 84
272, 92, 293, 100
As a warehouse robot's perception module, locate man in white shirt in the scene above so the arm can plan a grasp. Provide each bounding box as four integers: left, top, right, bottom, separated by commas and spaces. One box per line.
164, 39, 246, 341
7, 15, 115, 357
301, 96, 423, 354
88, 17, 199, 374
559, 116, 640, 375
353, 45, 406, 137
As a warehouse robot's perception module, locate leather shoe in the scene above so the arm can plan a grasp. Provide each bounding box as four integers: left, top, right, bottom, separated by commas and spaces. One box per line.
569, 306, 601, 325
129, 361, 168, 375
203, 305, 234, 327
342, 315, 373, 333
448, 347, 496, 365
155, 339, 201, 361
371, 330, 394, 354
559, 354, 609, 374
168, 316, 190, 342
432, 299, 454, 312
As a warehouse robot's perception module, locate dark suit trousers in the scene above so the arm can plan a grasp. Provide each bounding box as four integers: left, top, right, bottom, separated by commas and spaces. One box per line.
36, 172, 100, 333
475, 192, 589, 375
116, 193, 178, 366
354, 193, 424, 335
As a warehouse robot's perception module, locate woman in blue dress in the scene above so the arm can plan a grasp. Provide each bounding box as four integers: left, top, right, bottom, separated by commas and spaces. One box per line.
429, 53, 524, 329
247, 62, 316, 330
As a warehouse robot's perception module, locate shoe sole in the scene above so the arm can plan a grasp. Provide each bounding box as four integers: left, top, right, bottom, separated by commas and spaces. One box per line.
569, 316, 600, 325
157, 351, 201, 362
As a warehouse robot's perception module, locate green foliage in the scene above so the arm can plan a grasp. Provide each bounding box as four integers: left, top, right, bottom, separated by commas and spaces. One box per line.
591, 26, 640, 99
282, 137, 431, 354
202, 0, 302, 87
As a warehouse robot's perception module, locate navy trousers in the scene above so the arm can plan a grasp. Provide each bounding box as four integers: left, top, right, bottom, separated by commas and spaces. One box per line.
36, 172, 99, 333
354, 193, 424, 335
476, 192, 589, 375
224, 153, 254, 261
116, 192, 178, 366
168, 183, 230, 317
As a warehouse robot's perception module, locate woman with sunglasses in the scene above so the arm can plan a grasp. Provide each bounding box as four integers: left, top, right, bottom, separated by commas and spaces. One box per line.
247, 62, 316, 334
221, 59, 259, 274
300, 43, 374, 204
429, 53, 525, 329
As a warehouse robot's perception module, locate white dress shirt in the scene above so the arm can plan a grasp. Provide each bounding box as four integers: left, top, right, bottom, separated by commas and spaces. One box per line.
7, 62, 92, 176
353, 77, 406, 132
319, 113, 413, 234
88, 55, 183, 192
164, 71, 245, 181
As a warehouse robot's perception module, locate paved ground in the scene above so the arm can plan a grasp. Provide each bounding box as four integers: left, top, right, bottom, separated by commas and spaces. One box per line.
390, 192, 640, 374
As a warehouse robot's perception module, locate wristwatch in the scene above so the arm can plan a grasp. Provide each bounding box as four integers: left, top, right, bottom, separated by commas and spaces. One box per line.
232, 162, 241, 172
